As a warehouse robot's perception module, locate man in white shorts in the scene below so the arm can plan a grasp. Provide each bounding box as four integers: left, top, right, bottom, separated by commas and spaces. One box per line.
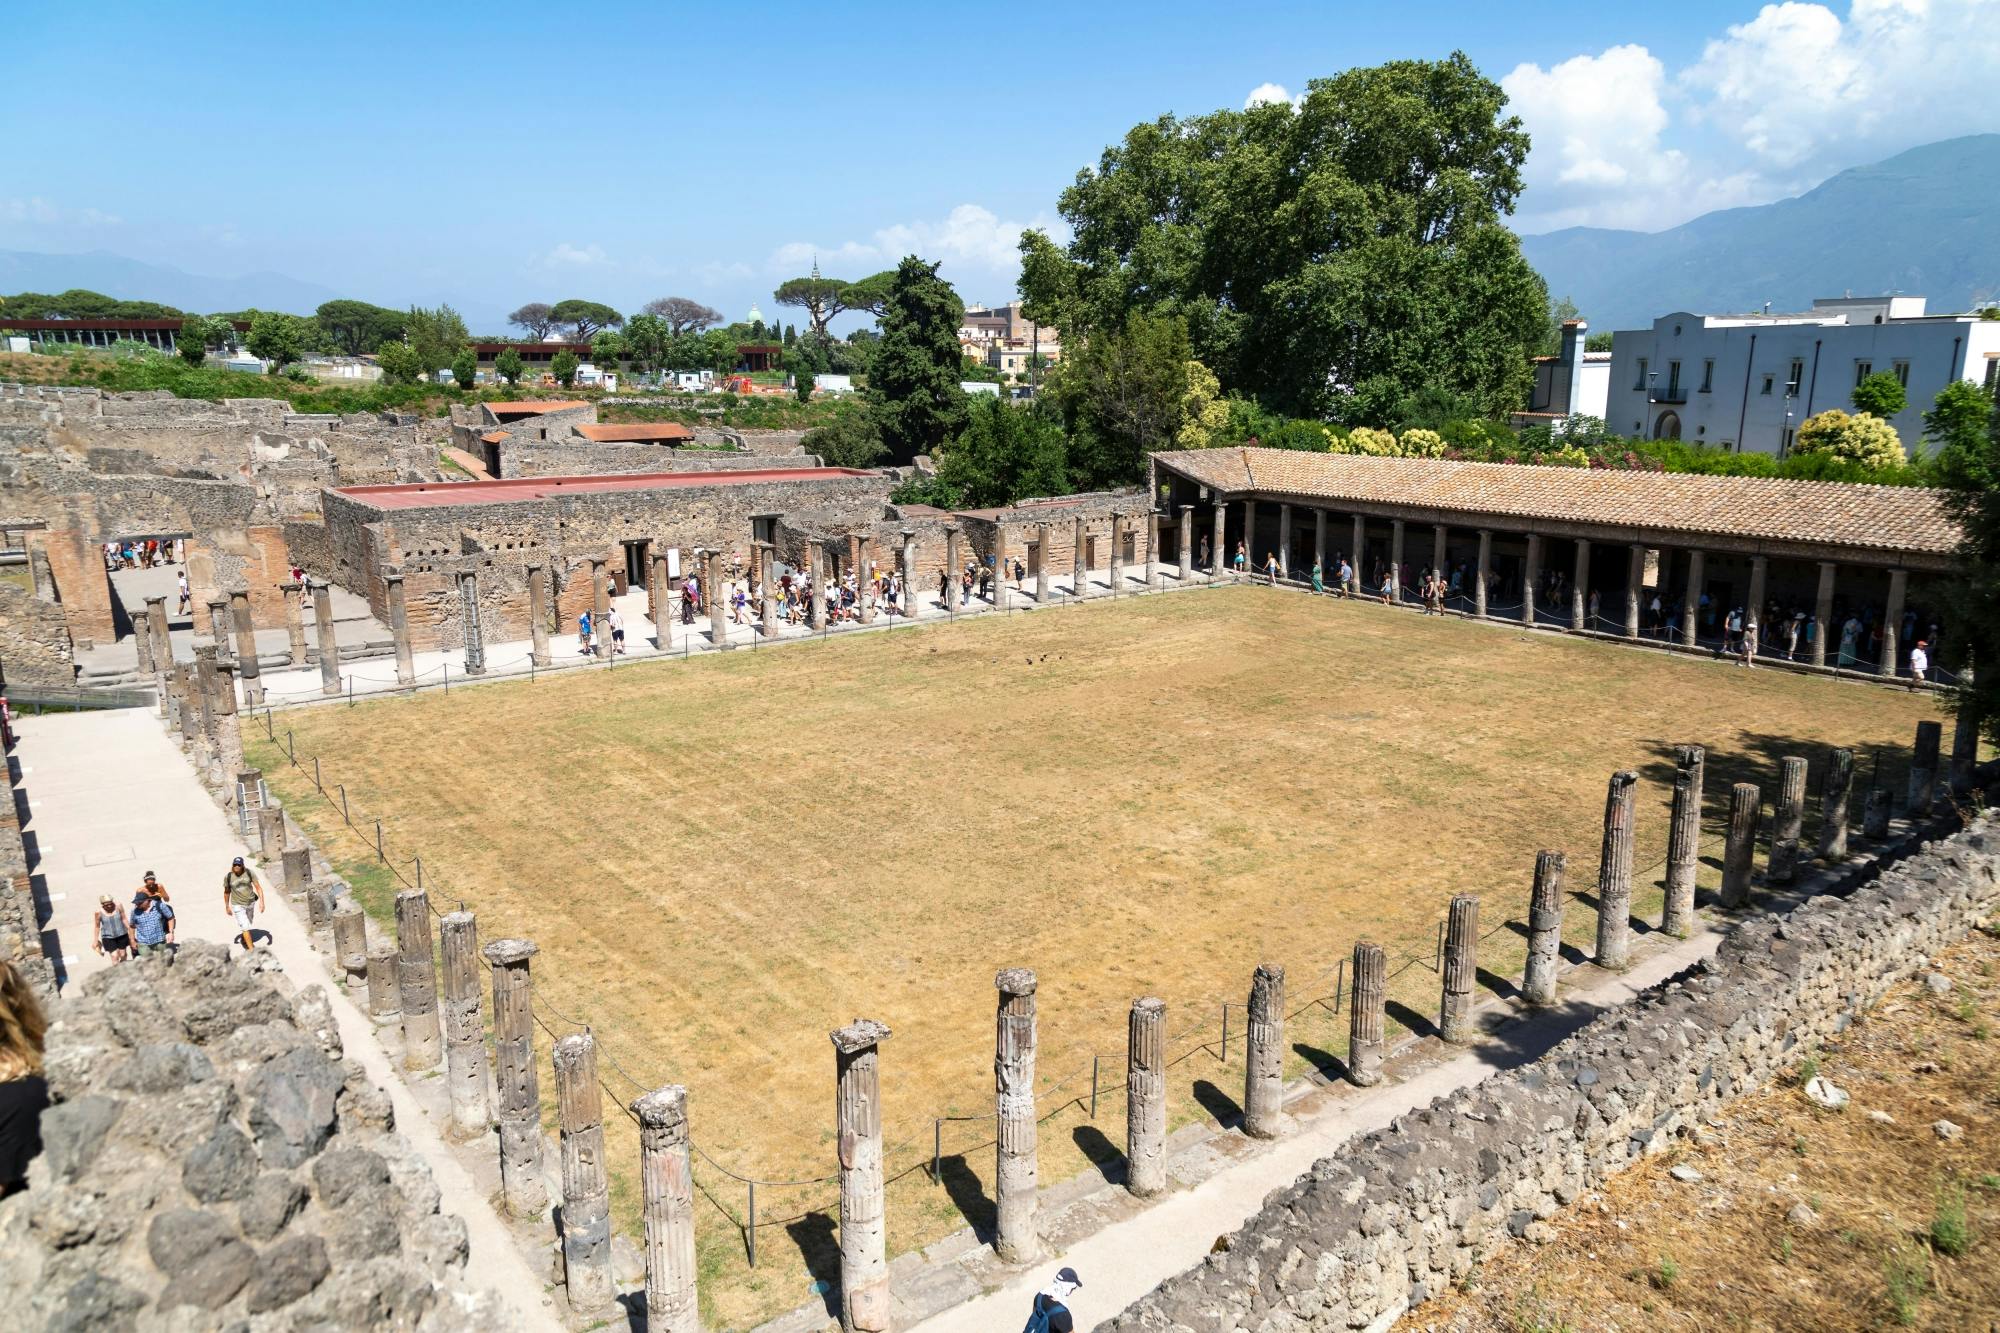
222, 855, 266, 948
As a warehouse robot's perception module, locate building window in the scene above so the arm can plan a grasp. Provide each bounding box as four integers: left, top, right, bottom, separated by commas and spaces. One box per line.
1634, 357, 1648, 391
1700, 359, 1714, 392
1761, 374, 1774, 395
1786, 359, 1803, 395
1854, 360, 1872, 386
1665, 360, 1681, 398
1893, 359, 1910, 386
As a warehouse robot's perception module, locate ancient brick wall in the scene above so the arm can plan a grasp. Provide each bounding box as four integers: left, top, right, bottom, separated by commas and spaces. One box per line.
0, 764, 54, 999
0, 580, 76, 688
1105, 814, 2000, 1332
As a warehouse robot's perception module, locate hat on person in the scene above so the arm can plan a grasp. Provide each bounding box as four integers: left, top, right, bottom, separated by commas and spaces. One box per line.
232, 856, 245, 867
133, 892, 152, 909
143, 870, 157, 880
1056, 1267, 1082, 1287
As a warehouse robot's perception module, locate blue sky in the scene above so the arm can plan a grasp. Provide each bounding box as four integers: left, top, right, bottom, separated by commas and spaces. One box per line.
6, 0, 1996, 331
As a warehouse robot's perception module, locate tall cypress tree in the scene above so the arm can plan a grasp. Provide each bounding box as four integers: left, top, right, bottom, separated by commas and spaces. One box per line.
868, 257, 969, 465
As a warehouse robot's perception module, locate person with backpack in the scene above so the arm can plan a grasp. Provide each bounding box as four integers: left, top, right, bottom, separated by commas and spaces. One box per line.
1022, 1266, 1081, 1333
222, 856, 265, 949
129, 892, 175, 958
93, 897, 131, 963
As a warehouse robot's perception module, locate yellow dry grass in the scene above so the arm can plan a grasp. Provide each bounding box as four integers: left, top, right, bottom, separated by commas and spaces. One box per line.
249, 586, 1945, 1328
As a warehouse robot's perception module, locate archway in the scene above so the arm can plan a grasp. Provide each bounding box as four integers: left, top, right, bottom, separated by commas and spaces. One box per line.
1653, 411, 1682, 441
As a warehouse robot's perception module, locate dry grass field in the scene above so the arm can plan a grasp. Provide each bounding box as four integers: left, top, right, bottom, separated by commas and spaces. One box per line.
249, 585, 1947, 1327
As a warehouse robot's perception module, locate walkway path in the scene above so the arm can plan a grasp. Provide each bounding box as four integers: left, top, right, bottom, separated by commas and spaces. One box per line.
13, 709, 564, 1332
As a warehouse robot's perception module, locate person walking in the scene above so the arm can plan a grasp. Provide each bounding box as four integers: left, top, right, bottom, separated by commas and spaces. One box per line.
223, 856, 265, 950
177, 568, 192, 615
1838, 615, 1861, 669
1784, 613, 1802, 661
138, 870, 169, 905
1338, 557, 1353, 598
1232, 541, 1248, 577
1739, 621, 1758, 669
1264, 552, 1278, 586
607, 606, 626, 655
0, 960, 49, 1200
1310, 558, 1323, 595
1022, 1267, 1082, 1332
129, 892, 175, 958
1197, 534, 1211, 570
576, 609, 593, 656
1908, 639, 1929, 690
93, 896, 131, 963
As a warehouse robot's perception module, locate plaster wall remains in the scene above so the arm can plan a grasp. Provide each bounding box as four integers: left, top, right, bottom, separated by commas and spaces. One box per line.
1104, 812, 2000, 1332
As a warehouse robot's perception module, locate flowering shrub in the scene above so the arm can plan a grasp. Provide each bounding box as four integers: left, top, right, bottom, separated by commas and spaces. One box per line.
1792, 409, 1906, 469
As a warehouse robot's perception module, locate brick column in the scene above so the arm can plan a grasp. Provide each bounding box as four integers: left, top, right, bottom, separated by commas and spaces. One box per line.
457, 570, 485, 675
1570, 538, 1591, 631
526, 563, 553, 667
312, 579, 340, 696
1812, 561, 1836, 666
553, 1032, 615, 1313
280, 581, 308, 665
1663, 745, 1705, 937
394, 889, 442, 1069
632, 1085, 698, 1333
1521, 851, 1566, 1005
1593, 770, 1638, 970
439, 911, 491, 1138
993, 968, 1038, 1262
1348, 940, 1385, 1087
1242, 963, 1285, 1139
1719, 782, 1760, 907
589, 557, 610, 660
1126, 997, 1166, 1198
384, 569, 415, 686
1681, 549, 1705, 647
1819, 747, 1854, 859
484, 937, 546, 1216
831, 1018, 891, 1332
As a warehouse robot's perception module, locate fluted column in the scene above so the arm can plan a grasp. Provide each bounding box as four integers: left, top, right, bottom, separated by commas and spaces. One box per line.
1036, 522, 1052, 602
1147, 510, 1163, 590
1389, 519, 1405, 602
395, 890, 442, 1069
1819, 747, 1854, 859
280, 580, 308, 665
993, 969, 1038, 1262
1663, 745, 1705, 937
438, 911, 491, 1137
1879, 569, 1906, 676
1242, 963, 1285, 1139
632, 1085, 698, 1333
704, 549, 728, 646
1276, 505, 1291, 578
229, 589, 263, 706
384, 569, 416, 686
313, 579, 340, 696
1439, 895, 1479, 1043
485, 937, 546, 1216
942, 527, 961, 611
1719, 782, 1761, 908
457, 570, 485, 675
1349, 940, 1385, 1087
1768, 755, 1808, 883
1521, 852, 1566, 1005
1745, 555, 1767, 637
1125, 997, 1166, 1198
832, 1019, 892, 1332
554, 1032, 615, 1312
1594, 771, 1639, 970
526, 563, 552, 666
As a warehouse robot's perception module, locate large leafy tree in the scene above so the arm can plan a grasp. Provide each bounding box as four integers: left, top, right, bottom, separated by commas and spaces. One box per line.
1927, 380, 1996, 489
773, 267, 851, 339
641, 296, 723, 335
1937, 383, 2000, 739
0, 288, 181, 320
548, 299, 623, 340
930, 395, 1071, 508
801, 401, 888, 469
494, 346, 525, 386
508, 302, 556, 339
1851, 370, 1909, 418
246, 311, 307, 370
622, 314, 669, 372
405, 304, 470, 376
840, 271, 898, 320
315, 299, 406, 356
867, 257, 969, 465
1047, 312, 1193, 488
1020, 52, 1547, 421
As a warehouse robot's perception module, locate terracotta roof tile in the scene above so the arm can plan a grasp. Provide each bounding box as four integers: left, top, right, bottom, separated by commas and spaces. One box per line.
573, 423, 695, 442
486, 400, 589, 416
1153, 447, 1958, 558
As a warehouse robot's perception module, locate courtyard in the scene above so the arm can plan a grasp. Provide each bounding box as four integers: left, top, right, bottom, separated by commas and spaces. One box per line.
248, 585, 1946, 1326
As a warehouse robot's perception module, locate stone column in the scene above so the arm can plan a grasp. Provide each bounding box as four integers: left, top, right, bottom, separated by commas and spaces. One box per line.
1812, 561, 1836, 666
1909, 719, 1942, 814
1624, 544, 1645, 639
281, 846, 311, 901
145, 594, 173, 682
1570, 539, 1591, 631
1681, 549, 1705, 648
1768, 755, 1808, 883
1520, 534, 1541, 627
1036, 522, 1052, 603
758, 542, 779, 636
1474, 530, 1491, 617
280, 581, 308, 665
257, 805, 286, 859
1439, 895, 1479, 1044
382, 570, 415, 686
1593, 771, 1638, 970
332, 903, 367, 989
313, 580, 340, 696
227, 589, 263, 706
553, 1032, 615, 1313
366, 943, 400, 1018
1349, 940, 1386, 1088
1108, 513, 1126, 591
1314, 509, 1328, 574
632, 1085, 698, 1333
134, 599, 156, 674
1177, 506, 1195, 581
1389, 519, 1405, 602
1276, 505, 1291, 578
1663, 745, 1705, 937
1074, 515, 1091, 597
484, 938, 546, 1217
650, 550, 672, 651
438, 912, 490, 1138
808, 541, 829, 625
1719, 782, 1760, 908
1146, 511, 1163, 590
991, 528, 1008, 611
942, 527, 961, 611
1125, 997, 1167, 1198
1880, 569, 1907, 676
1432, 523, 1447, 588
1242, 963, 1285, 1139
526, 563, 552, 667
589, 557, 610, 660
831, 1019, 891, 1333
1950, 704, 1979, 796
1213, 501, 1228, 579
855, 536, 876, 623
1521, 851, 1566, 1006
395, 890, 442, 1069
207, 598, 233, 665
1242, 500, 1257, 575
1745, 555, 1768, 636
1863, 785, 1892, 838
457, 570, 485, 675
1351, 515, 1366, 595
993, 968, 1038, 1262
705, 549, 728, 646
1819, 747, 1855, 859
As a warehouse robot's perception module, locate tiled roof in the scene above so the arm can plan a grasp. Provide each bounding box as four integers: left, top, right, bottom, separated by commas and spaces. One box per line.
1154, 447, 1959, 558
573, 423, 695, 442
479, 430, 506, 444
485, 400, 589, 416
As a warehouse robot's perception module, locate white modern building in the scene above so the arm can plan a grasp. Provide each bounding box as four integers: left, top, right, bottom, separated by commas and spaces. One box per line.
1514, 319, 1609, 429
1605, 297, 2000, 456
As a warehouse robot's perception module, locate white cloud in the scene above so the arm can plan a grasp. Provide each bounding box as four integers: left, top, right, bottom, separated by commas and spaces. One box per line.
1503, 45, 1689, 228
0, 196, 120, 228
1244, 82, 1299, 110
539, 241, 607, 267
766, 203, 1066, 289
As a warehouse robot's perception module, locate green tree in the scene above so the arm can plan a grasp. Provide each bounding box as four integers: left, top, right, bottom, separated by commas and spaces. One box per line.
1852, 370, 1909, 418
1792, 408, 1906, 468
801, 401, 888, 469
591, 331, 627, 371
1541, 296, 1581, 357
508, 303, 556, 339
548, 299, 622, 340
1927, 380, 1995, 490
1052, 312, 1192, 487
315, 299, 406, 356
639, 296, 722, 335
1936, 383, 2000, 738
451, 349, 478, 390
550, 349, 580, 387
867, 257, 969, 465
375, 340, 421, 385
246, 311, 307, 371
1020, 53, 1546, 420
1178, 359, 1227, 447
622, 314, 669, 373
773, 266, 851, 339
924, 395, 1071, 508
494, 346, 525, 386
840, 271, 897, 320
405, 303, 470, 376
176, 316, 209, 365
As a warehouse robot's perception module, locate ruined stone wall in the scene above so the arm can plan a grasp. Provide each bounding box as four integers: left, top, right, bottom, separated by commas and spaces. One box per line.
0, 579, 76, 688
0, 771, 54, 999
495, 439, 812, 480
1105, 814, 2000, 1332
0, 944, 503, 1331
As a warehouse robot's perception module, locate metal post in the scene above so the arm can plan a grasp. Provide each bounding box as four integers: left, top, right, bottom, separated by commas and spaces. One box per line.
1090, 1056, 1099, 1119
375, 820, 384, 861
748, 1181, 758, 1268
932, 1119, 942, 1185
416, 856, 423, 890
339, 784, 348, 824
314, 756, 321, 789
1219, 1004, 1228, 1064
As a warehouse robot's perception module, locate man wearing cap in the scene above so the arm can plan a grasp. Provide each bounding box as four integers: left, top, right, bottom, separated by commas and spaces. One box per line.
1023, 1267, 1081, 1333
222, 856, 266, 948
130, 890, 175, 958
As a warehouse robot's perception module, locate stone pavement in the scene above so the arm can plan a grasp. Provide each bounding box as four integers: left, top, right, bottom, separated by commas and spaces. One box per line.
13, 708, 565, 1331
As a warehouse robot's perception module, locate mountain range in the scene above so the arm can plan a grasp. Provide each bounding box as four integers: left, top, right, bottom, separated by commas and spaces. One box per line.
1518, 135, 2000, 331
0, 248, 338, 316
